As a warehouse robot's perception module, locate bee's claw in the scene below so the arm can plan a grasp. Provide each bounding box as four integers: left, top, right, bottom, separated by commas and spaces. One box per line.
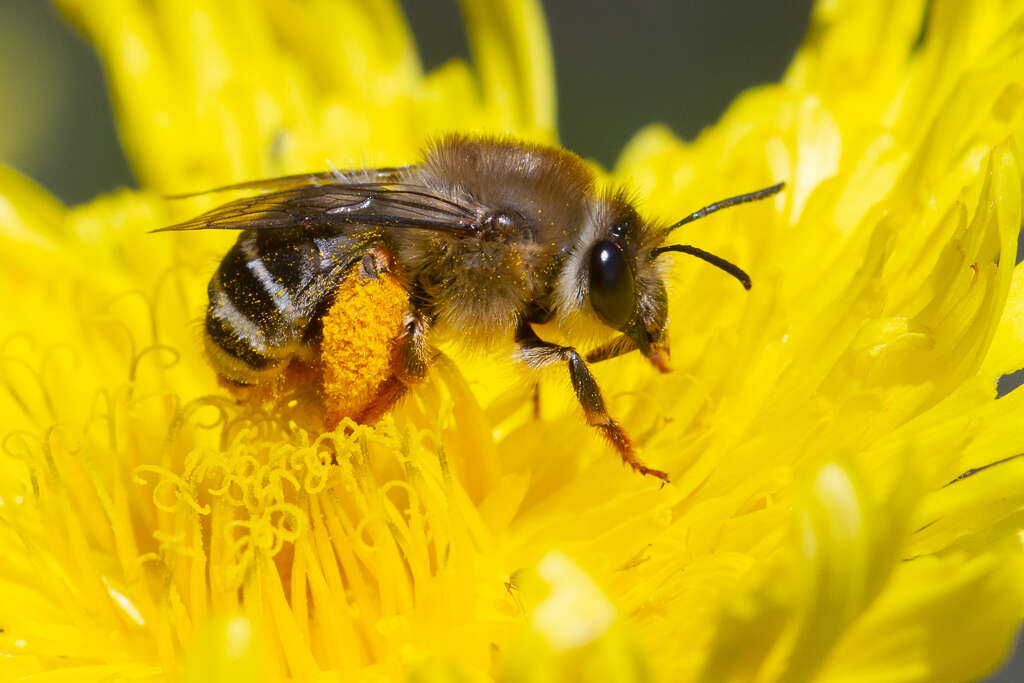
632, 462, 670, 485
596, 420, 669, 484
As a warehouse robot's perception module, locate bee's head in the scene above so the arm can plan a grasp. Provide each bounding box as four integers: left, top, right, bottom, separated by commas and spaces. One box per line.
581, 194, 672, 368
558, 182, 782, 370
555, 191, 671, 369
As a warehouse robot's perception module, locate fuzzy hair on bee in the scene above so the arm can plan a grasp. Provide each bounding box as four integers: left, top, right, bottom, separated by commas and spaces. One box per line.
160, 134, 784, 482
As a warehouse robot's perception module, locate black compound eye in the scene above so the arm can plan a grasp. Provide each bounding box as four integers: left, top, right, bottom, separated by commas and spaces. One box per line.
588, 240, 635, 328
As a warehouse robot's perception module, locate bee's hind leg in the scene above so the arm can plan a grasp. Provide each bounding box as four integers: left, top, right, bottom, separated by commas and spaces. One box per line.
514, 319, 669, 483
395, 311, 435, 385
351, 310, 433, 424
353, 377, 407, 424
358, 249, 394, 280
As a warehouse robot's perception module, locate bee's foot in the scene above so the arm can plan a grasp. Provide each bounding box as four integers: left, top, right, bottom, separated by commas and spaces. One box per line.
596, 420, 670, 484
631, 462, 670, 484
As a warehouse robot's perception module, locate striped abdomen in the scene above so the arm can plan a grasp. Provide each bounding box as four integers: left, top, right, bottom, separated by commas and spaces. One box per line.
204, 228, 360, 385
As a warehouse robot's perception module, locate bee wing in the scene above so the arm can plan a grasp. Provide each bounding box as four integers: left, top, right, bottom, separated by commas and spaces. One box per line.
156, 177, 479, 236
165, 166, 412, 198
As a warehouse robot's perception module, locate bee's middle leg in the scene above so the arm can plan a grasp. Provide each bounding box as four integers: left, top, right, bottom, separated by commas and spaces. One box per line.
514, 319, 669, 482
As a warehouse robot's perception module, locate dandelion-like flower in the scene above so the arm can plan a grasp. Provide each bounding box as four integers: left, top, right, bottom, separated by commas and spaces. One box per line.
3, 1, 1024, 681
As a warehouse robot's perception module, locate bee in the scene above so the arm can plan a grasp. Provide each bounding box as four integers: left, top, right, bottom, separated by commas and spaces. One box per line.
161, 135, 783, 482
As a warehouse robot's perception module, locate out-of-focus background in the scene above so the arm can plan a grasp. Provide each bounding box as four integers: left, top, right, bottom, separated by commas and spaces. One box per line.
0, 1, 1021, 679
0, 0, 814, 204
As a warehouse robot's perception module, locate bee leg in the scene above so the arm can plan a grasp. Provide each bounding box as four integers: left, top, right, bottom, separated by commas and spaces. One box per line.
346, 311, 428, 424
514, 320, 669, 482
587, 335, 671, 373
358, 248, 393, 280
359, 252, 381, 280
585, 335, 636, 364
354, 377, 407, 424
396, 312, 434, 384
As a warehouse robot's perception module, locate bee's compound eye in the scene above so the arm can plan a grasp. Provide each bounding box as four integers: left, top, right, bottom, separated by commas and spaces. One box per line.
588, 240, 634, 328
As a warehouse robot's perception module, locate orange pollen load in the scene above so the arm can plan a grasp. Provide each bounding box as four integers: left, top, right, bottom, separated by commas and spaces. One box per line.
318, 256, 409, 427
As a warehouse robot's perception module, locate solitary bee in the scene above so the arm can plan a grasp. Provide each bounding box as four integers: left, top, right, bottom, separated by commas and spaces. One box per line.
161, 135, 783, 482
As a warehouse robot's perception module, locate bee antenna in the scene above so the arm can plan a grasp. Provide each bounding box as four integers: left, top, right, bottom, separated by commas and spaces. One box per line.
650, 244, 752, 290
666, 182, 784, 233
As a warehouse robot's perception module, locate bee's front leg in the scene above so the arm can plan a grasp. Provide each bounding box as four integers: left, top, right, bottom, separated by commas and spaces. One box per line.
586, 335, 671, 373
513, 319, 669, 483
584, 335, 636, 364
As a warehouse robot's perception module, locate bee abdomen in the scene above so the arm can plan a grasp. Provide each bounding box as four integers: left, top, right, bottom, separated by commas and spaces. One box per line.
203, 231, 321, 385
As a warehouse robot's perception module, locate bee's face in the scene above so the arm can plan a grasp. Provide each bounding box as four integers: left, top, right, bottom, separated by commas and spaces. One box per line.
557, 191, 671, 366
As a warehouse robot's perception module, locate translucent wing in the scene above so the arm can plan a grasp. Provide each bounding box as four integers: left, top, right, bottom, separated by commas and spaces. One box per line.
157, 169, 480, 236
165, 166, 412, 198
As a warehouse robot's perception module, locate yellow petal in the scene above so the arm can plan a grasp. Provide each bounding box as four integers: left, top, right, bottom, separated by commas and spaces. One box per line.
458, 0, 557, 141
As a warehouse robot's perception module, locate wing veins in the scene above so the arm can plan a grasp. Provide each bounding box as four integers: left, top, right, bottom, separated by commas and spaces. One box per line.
165, 166, 412, 198
157, 171, 482, 237
324, 191, 472, 221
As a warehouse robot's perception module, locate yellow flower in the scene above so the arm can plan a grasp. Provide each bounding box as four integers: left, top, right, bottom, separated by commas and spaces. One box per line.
3, 1, 1024, 681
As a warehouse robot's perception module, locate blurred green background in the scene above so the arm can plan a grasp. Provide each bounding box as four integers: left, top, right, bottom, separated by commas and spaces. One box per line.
0, 0, 813, 204
1, 1, 1022, 679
